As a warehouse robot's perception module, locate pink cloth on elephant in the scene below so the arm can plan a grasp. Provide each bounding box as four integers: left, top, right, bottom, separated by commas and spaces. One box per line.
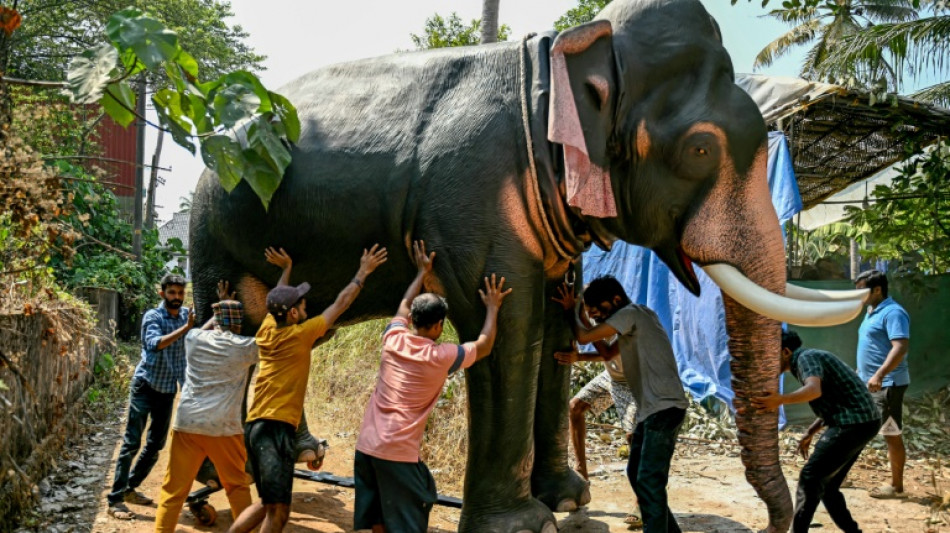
547, 47, 617, 218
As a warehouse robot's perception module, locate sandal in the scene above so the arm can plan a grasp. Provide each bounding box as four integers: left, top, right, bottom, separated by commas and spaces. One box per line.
624, 513, 643, 529
108, 502, 135, 520
869, 485, 907, 499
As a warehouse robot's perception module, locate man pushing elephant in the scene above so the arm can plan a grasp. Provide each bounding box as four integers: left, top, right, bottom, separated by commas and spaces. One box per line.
229, 245, 388, 533
354, 241, 512, 532
554, 276, 688, 533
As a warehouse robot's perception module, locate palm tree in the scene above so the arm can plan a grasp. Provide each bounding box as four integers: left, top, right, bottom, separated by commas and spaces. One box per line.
821, 0, 950, 106
754, 0, 918, 91
481, 0, 500, 44
179, 191, 194, 213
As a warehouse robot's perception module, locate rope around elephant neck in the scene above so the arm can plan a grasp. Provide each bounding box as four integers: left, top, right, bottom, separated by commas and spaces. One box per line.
519, 33, 572, 262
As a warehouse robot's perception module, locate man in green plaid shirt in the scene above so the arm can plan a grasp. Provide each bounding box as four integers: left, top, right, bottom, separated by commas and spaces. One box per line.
753, 330, 880, 533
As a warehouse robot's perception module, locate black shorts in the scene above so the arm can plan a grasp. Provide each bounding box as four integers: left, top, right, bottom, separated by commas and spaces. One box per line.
245, 419, 296, 505
871, 385, 907, 434
353, 450, 437, 532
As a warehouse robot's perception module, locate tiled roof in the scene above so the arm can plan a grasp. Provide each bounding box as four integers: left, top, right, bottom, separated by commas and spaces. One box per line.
158, 211, 190, 250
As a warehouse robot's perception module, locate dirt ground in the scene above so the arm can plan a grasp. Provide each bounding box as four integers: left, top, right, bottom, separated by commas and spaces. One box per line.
72, 430, 941, 533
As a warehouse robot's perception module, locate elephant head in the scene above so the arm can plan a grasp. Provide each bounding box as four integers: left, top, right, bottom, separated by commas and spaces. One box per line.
548, 0, 868, 530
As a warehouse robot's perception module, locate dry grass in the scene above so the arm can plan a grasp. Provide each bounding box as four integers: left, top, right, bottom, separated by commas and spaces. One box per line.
305, 319, 469, 496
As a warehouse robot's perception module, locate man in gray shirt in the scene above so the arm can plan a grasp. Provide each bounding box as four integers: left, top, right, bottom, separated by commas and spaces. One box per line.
556, 275, 687, 533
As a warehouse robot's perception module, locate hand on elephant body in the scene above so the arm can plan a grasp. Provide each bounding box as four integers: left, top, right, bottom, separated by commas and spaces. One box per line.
412, 240, 436, 274
551, 282, 576, 311
479, 274, 513, 310
357, 244, 388, 280
553, 349, 580, 366
264, 246, 292, 270
216, 279, 235, 301
750, 391, 783, 411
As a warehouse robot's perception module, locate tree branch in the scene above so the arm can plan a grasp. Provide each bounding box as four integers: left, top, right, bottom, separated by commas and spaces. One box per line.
0, 75, 66, 88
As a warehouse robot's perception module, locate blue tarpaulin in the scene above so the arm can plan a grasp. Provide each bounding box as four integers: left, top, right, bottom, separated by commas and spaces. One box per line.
582, 132, 802, 410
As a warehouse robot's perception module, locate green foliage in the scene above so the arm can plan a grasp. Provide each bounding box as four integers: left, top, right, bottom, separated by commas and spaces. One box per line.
554, 0, 610, 31
410, 12, 511, 50
49, 161, 182, 325
61, 7, 299, 210
753, 0, 918, 92
844, 140, 950, 275
7, 0, 264, 83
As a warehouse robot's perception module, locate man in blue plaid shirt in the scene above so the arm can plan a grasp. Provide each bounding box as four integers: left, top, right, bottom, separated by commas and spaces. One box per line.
108, 273, 195, 520
753, 330, 880, 533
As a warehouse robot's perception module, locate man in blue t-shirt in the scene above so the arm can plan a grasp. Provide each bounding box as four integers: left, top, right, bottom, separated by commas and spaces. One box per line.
855, 270, 910, 499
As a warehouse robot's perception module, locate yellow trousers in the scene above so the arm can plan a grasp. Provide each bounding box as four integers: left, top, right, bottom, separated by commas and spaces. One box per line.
155, 431, 252, 532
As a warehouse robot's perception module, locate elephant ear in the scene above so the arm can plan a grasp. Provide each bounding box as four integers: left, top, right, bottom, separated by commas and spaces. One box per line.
548, 19, 617, 218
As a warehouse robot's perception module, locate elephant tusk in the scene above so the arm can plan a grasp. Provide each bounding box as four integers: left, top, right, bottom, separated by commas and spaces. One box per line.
784, 284, 870, 302
703, 264, 865, 327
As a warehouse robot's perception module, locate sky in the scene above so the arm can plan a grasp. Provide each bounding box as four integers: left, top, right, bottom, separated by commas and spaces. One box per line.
149, 0, 808, 222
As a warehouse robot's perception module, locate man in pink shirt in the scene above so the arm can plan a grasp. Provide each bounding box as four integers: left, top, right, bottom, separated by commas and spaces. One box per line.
354, 240, 511, 532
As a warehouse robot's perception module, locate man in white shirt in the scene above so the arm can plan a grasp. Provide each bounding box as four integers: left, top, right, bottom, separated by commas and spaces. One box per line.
153, 282, 260, 532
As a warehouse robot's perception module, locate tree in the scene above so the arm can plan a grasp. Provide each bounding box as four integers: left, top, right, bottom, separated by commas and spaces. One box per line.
1, 5, 299, 210
820, 0, 950, 106
844, 140, 950, 275
480, 0, 500, 44
6, 0, 264, 84
753, 0, 918, 92
179, 190, 194, 213
410, 12, 510, 50
554, 0, 609, 31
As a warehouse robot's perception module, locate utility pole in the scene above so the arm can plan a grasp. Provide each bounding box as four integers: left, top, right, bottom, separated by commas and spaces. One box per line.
145, 128, 164, 230
132, 77, 146, 260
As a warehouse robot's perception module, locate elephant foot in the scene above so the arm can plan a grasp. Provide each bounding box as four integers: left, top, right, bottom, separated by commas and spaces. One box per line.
533, 468, 592, 512
458, 498, 557, 533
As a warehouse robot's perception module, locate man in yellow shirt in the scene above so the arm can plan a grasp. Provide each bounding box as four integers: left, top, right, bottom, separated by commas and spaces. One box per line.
229, 244, 388, 533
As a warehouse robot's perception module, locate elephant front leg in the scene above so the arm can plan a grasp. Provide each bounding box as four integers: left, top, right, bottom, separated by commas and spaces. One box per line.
531, 278, 591, 513
457, 295, 557, 533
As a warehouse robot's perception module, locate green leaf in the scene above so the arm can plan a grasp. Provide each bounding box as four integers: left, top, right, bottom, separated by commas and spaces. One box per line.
212, 82, 259, 129
241, 149, 283, 211
268, 92, 300, 143
65, 44, 119, 103
106, 8, 180, 70
174, 50, 199, 81
247, 116, 292, 173
152, 88, 197, 153
101, 81, 136, 128
200, 135, 245, 192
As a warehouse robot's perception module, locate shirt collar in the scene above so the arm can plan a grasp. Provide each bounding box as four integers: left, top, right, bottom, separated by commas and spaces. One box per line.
869, 297, 895, 315
157, 300, 183, 320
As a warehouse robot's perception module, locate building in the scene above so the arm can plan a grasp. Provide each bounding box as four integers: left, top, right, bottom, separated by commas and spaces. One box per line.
157, 211, 190, 279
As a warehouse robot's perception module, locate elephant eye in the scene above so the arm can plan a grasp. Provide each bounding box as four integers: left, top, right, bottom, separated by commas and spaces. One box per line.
696, 147, 708, 156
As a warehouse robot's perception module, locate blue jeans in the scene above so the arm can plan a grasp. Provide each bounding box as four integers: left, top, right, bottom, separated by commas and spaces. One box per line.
627, 407, 685, 533
108, 377, 175, 504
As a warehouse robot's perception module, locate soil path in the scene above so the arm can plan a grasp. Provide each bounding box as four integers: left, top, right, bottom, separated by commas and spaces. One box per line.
20, 408, 939, 533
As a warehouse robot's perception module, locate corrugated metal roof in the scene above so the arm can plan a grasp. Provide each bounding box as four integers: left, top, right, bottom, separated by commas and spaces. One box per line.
158, 211, 189, 249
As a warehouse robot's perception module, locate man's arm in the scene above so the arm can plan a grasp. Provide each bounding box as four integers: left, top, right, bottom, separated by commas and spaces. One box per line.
797, 417, 826, 459
265, 247, 293, 286
867, 338, 909, 392
553, 342, 617, 366
395, 240, 435, 320
153, 310, 195, 351
321, 244, 388, 328
471, 274, 513, 361
751, 376, 822, 411
550, 283, 621, 345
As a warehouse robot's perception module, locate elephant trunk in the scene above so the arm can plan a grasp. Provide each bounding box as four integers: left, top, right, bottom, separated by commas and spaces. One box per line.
724, 295, 792, 533
681, 143, 792, 532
